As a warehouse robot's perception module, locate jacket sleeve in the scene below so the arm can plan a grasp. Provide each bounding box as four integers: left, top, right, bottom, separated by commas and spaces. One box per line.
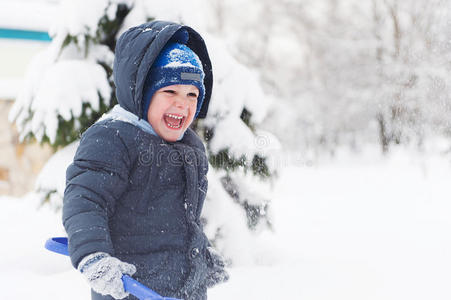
63, 124, 131, 268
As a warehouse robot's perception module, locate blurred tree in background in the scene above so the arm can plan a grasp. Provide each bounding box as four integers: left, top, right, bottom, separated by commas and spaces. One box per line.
207, 0, 451, 155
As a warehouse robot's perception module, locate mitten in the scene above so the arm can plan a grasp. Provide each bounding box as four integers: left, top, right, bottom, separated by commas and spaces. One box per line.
78, 252, 137, 299
205, 247, 229, 288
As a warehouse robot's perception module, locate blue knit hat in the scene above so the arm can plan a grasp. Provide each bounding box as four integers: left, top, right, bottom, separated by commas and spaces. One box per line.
142, 42, 205, 120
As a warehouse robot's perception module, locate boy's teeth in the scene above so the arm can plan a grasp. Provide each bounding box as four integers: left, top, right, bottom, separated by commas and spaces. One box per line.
167, 123, 181, 128
167, 114, 182, 120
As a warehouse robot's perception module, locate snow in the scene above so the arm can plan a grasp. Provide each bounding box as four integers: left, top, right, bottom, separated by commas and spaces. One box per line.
2, 149, 451, 299
15, 59, 110, 143
35, 141, 78, 208
168, 48, 201, 64
31, 60, 110, 142
0, 194, 89, 299
203, 167, 261, 265
209, 115, 256, 157
50, 0, 111, 38
0, 0, 57, 31
203, 35, 275, 161
9, 52, 112, 144
118, 0, 208, 37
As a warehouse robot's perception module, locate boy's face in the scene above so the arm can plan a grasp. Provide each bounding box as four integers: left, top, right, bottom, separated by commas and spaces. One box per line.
147, 84, 199, 142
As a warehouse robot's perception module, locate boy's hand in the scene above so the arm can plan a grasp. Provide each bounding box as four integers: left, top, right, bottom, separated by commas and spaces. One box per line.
78, 252, 136, 299
205, 246, 230, 287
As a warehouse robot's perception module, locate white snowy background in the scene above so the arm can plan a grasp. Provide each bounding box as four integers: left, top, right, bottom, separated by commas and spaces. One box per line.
1, 0, 451, 299
2, 148, 451, 299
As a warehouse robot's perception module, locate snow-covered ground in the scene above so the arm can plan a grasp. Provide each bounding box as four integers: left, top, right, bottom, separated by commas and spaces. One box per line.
1, 149, 451, 300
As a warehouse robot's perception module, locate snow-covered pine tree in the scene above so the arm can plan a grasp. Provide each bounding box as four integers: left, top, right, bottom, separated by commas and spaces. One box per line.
9, 0, 135, 148
193, 38, 279, 263
10, 0, 279, 264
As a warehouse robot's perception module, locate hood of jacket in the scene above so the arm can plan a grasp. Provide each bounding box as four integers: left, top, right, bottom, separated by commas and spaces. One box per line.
113, 20, 213, 119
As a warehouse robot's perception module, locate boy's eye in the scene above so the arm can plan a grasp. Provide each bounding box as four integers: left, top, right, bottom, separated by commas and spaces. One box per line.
188, 92, 198, 98
163, 89, 176, 94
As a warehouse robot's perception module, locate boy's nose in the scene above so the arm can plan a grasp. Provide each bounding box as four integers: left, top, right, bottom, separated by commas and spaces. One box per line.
174, 96, 188, 108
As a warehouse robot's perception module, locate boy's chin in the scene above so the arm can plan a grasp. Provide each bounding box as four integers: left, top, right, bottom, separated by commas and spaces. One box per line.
154, 118, 193, 142
158, 128, 185, 142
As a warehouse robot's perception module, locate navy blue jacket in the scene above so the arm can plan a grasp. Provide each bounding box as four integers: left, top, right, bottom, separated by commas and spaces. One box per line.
63, 21, 221, 300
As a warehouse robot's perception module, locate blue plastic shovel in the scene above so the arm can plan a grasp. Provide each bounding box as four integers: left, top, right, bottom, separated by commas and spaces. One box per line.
45, 237, 181, 300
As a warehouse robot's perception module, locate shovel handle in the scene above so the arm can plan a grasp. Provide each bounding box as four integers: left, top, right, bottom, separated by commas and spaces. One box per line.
45, 237, 181, 300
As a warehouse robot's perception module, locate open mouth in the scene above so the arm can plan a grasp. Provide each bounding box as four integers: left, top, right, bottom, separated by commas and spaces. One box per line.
163, 113, 185, 130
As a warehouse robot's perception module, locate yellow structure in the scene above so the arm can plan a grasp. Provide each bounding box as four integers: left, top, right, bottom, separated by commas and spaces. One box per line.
0, 99, 53, 196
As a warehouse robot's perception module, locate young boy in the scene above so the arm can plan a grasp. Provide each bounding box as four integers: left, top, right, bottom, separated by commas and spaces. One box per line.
63, 20, 228, 300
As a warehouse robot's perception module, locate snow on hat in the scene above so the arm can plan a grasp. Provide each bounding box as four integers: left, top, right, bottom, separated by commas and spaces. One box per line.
142, 42, 205, 120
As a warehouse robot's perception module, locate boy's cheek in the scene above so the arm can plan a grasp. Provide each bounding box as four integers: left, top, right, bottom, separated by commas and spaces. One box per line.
185, 114, 196, 128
